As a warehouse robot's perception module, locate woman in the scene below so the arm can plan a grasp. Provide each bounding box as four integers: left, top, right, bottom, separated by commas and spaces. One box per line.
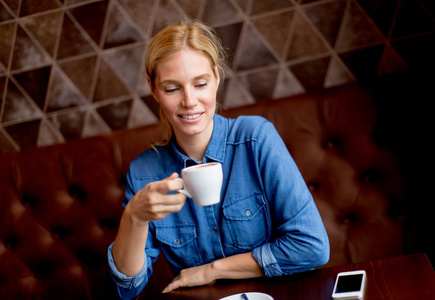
108, 19, 329, 299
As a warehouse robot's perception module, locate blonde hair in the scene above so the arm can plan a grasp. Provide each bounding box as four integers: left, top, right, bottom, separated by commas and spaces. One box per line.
145, 19, 227, 146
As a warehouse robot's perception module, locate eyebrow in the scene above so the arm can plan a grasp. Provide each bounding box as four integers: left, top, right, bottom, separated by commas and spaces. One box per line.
159, 73, 213, 86
193, 73, 213, 81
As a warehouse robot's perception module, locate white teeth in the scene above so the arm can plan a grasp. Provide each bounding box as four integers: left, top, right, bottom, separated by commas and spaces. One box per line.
181, 114, 201, 120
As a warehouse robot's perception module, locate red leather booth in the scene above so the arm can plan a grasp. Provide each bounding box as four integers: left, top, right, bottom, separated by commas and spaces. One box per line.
0, 81, 431, 299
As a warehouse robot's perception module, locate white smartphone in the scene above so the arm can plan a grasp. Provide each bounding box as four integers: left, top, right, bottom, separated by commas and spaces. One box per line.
331, 270, 367, 299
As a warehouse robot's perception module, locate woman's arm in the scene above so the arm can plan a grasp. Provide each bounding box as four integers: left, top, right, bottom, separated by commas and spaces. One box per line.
162, 252, 263, 293
112, 206, 149, 276
112, 173, 186, 277
255, 120, 330, 275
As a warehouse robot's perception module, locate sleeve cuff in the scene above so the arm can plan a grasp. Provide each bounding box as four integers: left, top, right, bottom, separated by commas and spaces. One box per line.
107, 242, 148, 289
252, 243, 283, 277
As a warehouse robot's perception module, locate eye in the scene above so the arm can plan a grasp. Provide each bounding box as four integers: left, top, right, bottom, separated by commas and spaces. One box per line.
164, 86, 178, 94
195, 81, 208, 88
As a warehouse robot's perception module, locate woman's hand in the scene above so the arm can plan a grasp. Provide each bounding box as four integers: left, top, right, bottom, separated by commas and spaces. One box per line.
162, 252, 264, 293
162, 263, 215, 293
126, 172, 187, 224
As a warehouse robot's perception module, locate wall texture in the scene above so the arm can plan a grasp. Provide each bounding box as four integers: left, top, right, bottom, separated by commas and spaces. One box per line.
1, 0, 434, 153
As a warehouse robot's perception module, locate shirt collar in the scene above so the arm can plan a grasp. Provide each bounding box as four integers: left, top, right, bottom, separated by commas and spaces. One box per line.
169, 114, 227, 168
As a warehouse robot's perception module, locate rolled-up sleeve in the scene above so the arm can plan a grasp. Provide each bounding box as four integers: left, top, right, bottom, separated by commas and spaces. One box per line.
252, 243, 283, 277
107, 243, 148, 289
107, 243, 149, 299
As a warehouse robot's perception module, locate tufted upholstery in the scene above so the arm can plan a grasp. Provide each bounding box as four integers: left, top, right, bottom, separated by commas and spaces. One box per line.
0, 83, 417, 299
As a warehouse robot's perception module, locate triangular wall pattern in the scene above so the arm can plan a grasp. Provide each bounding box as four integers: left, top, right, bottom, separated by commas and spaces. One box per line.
1, 0, 434, 153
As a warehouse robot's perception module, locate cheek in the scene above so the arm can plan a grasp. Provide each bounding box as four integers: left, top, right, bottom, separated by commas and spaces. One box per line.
201, 89, 218, 105
158, 100, 178, 119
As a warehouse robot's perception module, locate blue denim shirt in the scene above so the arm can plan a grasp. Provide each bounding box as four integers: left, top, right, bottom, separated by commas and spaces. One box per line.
108, 114, 329, 299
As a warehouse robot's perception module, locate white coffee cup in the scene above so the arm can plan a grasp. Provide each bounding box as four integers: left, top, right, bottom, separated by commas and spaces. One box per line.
175, 162, 223, 206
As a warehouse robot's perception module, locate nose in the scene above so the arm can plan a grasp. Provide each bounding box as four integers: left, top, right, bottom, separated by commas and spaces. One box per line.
181, 87, 197, 108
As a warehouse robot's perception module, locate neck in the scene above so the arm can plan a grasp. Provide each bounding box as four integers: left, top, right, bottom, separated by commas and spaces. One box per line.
175, 119, 214, 163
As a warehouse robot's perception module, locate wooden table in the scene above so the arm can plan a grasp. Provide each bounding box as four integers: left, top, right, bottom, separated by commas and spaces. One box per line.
139, 253, 435, 299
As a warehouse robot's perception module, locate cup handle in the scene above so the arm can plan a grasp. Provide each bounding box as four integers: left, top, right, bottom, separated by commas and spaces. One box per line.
174, 178, 191, 198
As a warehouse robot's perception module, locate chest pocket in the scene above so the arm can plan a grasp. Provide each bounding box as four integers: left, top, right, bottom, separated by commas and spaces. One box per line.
155, 223, 203, 266
222, 192, 270, 250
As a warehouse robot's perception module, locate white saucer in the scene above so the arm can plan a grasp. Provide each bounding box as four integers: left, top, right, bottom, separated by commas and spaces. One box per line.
219, 292, 274, 300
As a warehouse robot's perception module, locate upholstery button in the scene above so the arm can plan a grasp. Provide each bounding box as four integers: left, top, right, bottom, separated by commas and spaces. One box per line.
32, 261, 53, 279
340, 213, 357, 224
119, 176, 127, 186
69, 185, 87, 202
360, 169, 383, 183
22, 194, 36, 207
324, 137, 340, 149
4, 236, 18, 248
100, 219, 117, 230
308, 182, 318, 192
52, 226, 68, 240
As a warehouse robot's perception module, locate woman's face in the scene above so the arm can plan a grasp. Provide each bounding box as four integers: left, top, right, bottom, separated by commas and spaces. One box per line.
151, 48, 219, 143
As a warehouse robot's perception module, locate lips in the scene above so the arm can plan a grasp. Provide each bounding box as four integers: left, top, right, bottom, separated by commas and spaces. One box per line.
178, 113, 203, 120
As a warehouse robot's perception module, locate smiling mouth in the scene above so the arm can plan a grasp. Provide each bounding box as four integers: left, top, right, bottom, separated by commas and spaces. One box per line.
179, 113, 203, 120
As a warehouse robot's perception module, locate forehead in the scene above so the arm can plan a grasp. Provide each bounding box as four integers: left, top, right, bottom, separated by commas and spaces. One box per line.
156, 48, 215, 79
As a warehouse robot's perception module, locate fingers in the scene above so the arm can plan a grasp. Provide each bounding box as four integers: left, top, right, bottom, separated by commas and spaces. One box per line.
167, 172, 179, 180
162, 278, 216, 293
149, 173, 183, 194
129, 172, 188, 222
161, 265, 215, 293
162, 279, 180, 293
143, 193, 186, 220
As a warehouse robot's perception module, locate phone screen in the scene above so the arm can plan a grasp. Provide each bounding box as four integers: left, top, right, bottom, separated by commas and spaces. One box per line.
336, 274, 363, 293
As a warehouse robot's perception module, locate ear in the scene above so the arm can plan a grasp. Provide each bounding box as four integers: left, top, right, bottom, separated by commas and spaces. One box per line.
215, 66, 220, 86
147, 76, 159, 102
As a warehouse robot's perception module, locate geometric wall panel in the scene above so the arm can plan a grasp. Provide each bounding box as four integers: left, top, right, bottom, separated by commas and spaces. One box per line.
1, 0, 434, 153
12, 26, 50, 70
13, 66, 51, 110
104, 44, 145, 90
289, 56, 332, 90
303, 0, 346, 47
335, 0, 384, 51
252, 10, 295, 58
69, 1, 108, 46
391, 0, 435, 38
286, 11, 330, 60
339, 45, 385, 82
3, 79, 41, 122
235, 23, 278, 71
46, 68, 86, 112
104, 1, 144, 49
202, 0, 243, 27
93, 59, 130, 102
21, 10, 63, 57
58, 55, 98, 100
57, 14, 96, 60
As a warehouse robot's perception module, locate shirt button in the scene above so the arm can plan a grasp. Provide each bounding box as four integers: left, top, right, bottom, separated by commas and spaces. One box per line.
175, 239, 180, 244
212, 227, 218, 232
246, 210, 251, 216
